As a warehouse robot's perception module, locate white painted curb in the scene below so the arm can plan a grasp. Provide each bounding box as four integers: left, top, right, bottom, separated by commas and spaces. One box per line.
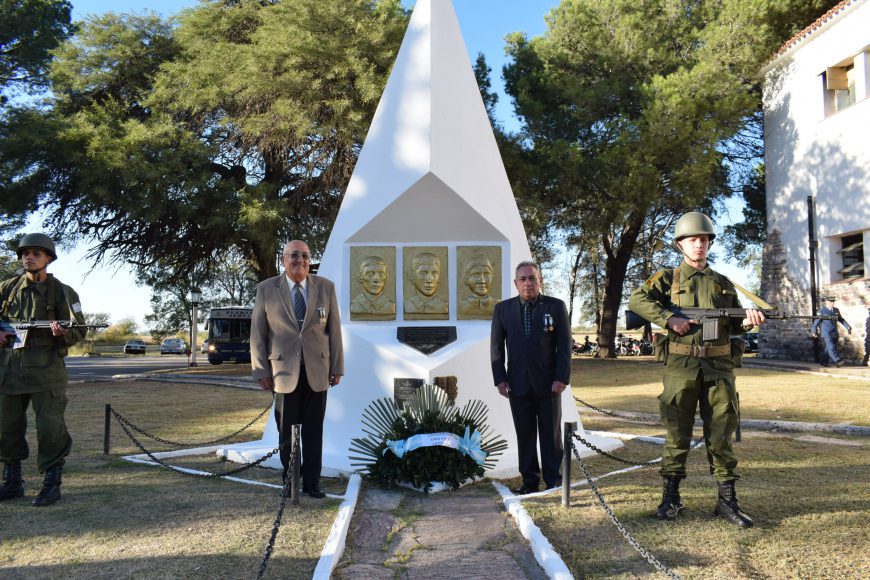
312, 473, 362, 579
493, 480, 574, 580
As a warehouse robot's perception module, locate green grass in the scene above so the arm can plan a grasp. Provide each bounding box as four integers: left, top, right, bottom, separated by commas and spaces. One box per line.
525, 435, 870, 579
570, 357, 870, 425
0, 381, 343, 579
511, 357, 870, 578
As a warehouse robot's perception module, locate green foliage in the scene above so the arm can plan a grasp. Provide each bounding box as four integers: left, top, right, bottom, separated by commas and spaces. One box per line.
0, 0, 74, 102
500, 0, 841, 355
99, 316, 138, 342
723, 164, 766, 262
349, 385, 508, 492
0, 252, 19, 280
0, 1, 408, 286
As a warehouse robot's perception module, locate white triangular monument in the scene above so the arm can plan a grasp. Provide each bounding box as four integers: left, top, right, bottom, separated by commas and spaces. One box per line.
219, 0, 621, 476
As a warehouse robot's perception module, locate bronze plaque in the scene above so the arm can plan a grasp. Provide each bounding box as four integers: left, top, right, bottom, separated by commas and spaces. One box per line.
397, 326, 457, 355
456, 246, 501, 320
349, 246, 397, 321
394, 378, 425, 410
403, 246, 449, 320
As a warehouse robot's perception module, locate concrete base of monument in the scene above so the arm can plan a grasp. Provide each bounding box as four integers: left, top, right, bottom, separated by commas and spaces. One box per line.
215, 427, 624, 479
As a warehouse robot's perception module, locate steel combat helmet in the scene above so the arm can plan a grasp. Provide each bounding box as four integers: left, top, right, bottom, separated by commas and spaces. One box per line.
674, 212, 716, 242
17, 233, 58, 262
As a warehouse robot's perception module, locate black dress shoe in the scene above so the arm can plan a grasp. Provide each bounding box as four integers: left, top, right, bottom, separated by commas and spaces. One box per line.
512, 483, 540, 495
303, 487, 327, 499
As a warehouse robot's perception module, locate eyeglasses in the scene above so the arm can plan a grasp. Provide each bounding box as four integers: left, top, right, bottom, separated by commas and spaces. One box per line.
282, 252, 311, 261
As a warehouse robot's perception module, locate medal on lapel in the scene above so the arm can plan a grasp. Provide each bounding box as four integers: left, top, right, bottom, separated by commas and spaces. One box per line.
543, 313, 554, 332
317, 306, 326, 324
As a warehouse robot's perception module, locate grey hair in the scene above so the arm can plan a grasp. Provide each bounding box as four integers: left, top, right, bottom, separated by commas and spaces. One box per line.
514, 260, 541, 277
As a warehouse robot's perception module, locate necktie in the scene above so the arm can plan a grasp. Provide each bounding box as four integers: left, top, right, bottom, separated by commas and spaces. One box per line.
293, 283, 306, 325
523, 301, 531, 337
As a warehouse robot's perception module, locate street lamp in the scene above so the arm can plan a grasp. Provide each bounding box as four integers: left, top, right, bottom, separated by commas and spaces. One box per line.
190, 287, 202, 367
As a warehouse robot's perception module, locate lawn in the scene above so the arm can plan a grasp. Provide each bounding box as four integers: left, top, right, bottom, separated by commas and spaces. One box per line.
517, 357, 870, 578
2, 360, 868, 579
0, 380, 343, 579
570, 357, 870, 426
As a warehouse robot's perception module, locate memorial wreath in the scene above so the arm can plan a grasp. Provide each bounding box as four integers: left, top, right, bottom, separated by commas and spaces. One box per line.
348, 384, 507, 491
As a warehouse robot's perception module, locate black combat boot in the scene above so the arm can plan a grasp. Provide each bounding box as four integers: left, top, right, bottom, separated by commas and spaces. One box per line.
32, 465, 63, 507
714, 480, 753, 528
655, 475, 684, 520
0, 461, 25, 501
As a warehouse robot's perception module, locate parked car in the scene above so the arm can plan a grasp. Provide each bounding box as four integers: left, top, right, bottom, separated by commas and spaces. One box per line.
123, 339, 146, 355
160, 337, 187, 355
743, 332, 758, 353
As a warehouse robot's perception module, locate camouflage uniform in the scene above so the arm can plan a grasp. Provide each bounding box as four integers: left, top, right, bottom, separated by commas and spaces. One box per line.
628, 261, 745, 482
0, 274, 86, 472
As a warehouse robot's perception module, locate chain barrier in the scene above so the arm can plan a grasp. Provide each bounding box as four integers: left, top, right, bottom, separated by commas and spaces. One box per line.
108, 406, 305, 580
111, 403, 273, 448
257, 427, 301, 580
574, 396, 661, 424
111, 407, 284, 478
570, 441, 685, 580
571, 432, 663, 467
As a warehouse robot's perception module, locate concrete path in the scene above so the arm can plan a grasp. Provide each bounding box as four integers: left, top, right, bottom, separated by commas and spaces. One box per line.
334, 483, 548, 580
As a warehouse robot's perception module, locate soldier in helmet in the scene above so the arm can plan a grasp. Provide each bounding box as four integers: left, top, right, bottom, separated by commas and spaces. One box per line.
0, 234, 87, 506
628, 212, 766, 528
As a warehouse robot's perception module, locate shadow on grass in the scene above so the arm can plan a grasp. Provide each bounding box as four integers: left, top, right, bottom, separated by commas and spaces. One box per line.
0, 554, 317, 580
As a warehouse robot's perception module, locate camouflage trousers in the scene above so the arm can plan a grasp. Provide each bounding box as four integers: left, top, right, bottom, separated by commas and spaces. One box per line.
0, 390, 72, 472
658, 371, 739, 482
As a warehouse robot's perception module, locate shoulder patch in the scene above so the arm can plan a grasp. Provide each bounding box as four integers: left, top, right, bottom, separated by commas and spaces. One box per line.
643, 271, 666, 288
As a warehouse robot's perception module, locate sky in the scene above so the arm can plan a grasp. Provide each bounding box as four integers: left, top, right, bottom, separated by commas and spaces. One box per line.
40, 0, 752, 327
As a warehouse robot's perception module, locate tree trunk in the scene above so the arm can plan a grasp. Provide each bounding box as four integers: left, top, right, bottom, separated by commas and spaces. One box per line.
596, 211, 645, 358
567, 248, 582, 327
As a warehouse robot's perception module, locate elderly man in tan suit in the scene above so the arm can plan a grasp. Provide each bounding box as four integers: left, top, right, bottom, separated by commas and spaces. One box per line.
251, 240, 344, 498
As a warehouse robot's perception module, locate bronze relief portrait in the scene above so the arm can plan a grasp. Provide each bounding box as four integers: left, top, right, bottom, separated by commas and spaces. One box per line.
403, 246, 449, 320
457, 246, 501, 320
349, 246, 396, 321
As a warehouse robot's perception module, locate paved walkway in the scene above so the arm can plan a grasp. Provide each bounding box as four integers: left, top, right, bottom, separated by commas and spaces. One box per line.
334, 484, 547, 580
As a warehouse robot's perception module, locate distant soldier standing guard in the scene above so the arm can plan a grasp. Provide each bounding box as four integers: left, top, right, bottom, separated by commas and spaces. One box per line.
628, 212, 765, 528
0, 234, 88, 506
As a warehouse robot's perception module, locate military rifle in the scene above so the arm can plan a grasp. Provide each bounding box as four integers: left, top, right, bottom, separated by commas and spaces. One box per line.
1, 320, 108, 347
625, 308, 838, 342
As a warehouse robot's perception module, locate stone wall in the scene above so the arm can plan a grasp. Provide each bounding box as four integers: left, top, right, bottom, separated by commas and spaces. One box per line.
759, 228, 869, 365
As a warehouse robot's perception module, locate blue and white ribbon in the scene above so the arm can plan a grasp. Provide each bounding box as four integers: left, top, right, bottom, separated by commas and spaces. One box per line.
384, 426, 486, 466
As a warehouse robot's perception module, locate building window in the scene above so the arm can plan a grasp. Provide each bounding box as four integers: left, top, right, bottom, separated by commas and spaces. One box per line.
824, 62, 858, 116
837, 233, 865, 279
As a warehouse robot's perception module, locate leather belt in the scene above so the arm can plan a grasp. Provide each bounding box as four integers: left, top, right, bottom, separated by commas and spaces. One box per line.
669, 342, 730, 358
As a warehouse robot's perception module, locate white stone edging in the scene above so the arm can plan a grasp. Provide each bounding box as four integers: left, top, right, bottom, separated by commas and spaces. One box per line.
312, 473, 362, 579
492, 480, 574, 580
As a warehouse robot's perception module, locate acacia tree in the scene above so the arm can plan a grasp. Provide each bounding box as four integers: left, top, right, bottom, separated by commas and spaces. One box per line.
502, 0, 839, 357
0, 0, 407, 285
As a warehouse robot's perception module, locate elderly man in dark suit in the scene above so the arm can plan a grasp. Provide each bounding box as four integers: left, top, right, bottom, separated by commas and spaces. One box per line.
251, 240, 344, 498
491, 261, 572, 494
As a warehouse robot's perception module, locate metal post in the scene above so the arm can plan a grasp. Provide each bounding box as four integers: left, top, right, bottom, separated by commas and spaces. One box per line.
190, 301, 199, 367
808, 196, 820, 363
562, 422, 577, 507
103, 404, 111, 455
291, 424, 301, 505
